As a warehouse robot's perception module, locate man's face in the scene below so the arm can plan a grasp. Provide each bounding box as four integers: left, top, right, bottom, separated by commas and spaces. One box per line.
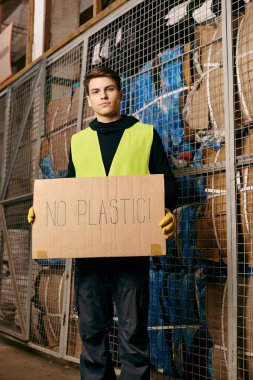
87, 76, 123, 122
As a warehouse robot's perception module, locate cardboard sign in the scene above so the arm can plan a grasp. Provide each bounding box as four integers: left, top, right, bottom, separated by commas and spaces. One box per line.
32, 175, 166, 259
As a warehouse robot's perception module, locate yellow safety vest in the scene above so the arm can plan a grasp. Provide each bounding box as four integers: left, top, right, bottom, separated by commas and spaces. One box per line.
71, 122, 153, 177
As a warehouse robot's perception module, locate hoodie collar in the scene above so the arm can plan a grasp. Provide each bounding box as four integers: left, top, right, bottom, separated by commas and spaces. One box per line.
89, 115, 139, 134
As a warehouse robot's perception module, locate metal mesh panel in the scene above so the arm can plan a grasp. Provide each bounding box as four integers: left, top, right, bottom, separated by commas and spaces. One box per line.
29, 43, 84, 355
0, 200, 31, 338
30, 266, 65, 351
234, 0, 253, 379
3, 68, 41, 199
85, 1, 202, 377
0, 64, 43, 339
84, 1, 245, 378
37, 44, 83, 180
45, 45, 82, 131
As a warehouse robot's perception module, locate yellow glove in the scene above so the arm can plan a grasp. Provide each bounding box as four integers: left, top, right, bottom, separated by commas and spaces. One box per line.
27, 206, 35, 224
159, 209, 175, 240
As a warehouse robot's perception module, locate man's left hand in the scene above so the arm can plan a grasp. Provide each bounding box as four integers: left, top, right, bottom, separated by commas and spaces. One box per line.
159, 209, 175, 240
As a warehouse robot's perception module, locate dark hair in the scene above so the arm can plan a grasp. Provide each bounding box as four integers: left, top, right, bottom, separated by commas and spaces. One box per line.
84, 66, 121, 95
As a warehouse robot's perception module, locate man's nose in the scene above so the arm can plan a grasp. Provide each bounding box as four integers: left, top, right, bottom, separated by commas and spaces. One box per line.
101, 90, 108, 99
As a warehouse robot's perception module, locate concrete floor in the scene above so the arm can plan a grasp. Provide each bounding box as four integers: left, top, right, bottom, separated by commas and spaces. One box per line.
0, 334, 175, 380
0, 334, 80, 380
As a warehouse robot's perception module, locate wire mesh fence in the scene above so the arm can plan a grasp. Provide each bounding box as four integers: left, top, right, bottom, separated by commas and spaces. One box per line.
1, 0, 253, 378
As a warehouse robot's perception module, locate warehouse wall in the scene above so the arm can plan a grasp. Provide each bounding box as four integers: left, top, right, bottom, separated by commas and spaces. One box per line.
0, 1, 252, 379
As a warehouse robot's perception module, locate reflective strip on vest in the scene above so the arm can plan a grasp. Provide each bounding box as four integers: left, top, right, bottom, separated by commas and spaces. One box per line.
71, 122, 153, 177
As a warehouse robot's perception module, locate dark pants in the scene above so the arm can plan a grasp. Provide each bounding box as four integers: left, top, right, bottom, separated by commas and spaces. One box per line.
75, 257, 150, 380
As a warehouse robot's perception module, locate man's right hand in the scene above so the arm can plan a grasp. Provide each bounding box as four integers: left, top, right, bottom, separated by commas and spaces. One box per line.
27, 206, 35, 224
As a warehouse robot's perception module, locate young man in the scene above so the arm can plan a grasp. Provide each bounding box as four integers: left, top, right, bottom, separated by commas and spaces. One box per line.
28, 66, 177, 380
68, 66, 176, 380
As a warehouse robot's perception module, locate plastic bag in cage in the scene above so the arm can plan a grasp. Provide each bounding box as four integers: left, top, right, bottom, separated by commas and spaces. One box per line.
193, 140, 222, 167
40, 154, 67, 179
160, 46, 184, 93
130, 46, 185, 154
187, 0, 245, 26
130, 60, 156, 113
156, 203, 206, 274
170, 137, 196, 162
149, 268, 201, 378
169, 141, 205, 207
176, 175, 206, 206
157, 46, 185, 151
157, 238, 182, 273
175, 204, 204, 269
189, 0, 216, 24
130, 60, 166, 149
163, 50, 184, 149
191, 328, 213, 379
148, 269, 176, 376
166, 270, 199, 326
171, 139, 206, 204
171, 327, 199, 378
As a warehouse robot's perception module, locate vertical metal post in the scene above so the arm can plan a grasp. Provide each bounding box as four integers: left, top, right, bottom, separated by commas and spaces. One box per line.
25, 234, 33, 341
59, 259, 72, 358
26, 58, 47, 341
76, 37, 89, 132
0, 88, 12, 196
222, 1, 238, 379
33, 58, 47, 180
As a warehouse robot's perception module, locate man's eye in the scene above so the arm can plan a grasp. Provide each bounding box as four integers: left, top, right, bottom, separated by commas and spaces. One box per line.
108, 87, 114, 91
